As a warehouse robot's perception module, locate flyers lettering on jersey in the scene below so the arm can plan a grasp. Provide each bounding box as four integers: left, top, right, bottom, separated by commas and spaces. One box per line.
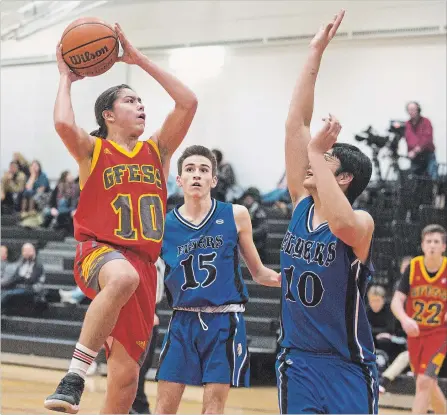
280, 230, 337, 267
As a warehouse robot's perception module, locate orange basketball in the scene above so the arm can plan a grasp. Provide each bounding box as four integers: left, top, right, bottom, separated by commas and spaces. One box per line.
61, 17, 119, 77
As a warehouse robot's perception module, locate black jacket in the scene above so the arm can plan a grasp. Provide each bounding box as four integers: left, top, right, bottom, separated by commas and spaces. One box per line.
1, 258, 45, 292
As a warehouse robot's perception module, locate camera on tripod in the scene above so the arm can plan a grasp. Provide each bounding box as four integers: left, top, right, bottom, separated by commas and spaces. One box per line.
355, 127, 388, 148
354, 120, 406, 181
355, 120, 405, 154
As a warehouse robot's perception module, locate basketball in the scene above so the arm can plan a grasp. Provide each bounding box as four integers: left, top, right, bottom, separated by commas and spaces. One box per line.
61, 17, 119, 77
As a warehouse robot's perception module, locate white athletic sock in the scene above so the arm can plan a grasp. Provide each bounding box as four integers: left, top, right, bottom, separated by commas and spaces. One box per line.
68, 342, 98, 380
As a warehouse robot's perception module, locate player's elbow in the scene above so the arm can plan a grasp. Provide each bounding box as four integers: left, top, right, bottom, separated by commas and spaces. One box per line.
54, 120, 76, 138
328, 216, 357, 236
330, 211, 373, 246
179, 93, 198, 111
390, 295, 404, 316
329, 218, 363, 247
390, 299, 398, 317
189, 94, 198, 110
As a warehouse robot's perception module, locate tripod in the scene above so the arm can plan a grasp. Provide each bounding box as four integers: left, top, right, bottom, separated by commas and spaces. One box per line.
371, 145, 383, 183
383, 154, 402, 182
383, 134, 404, 182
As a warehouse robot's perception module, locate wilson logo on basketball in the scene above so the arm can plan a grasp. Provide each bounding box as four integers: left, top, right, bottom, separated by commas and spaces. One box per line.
69, 45, 109, 65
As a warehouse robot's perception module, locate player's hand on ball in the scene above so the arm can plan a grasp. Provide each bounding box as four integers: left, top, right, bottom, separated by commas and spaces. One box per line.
310, 10, 345, 52
402, 317, 420, 337
115, 23, 143, 65
56, 44, 84, 82
308, 114, 342, 154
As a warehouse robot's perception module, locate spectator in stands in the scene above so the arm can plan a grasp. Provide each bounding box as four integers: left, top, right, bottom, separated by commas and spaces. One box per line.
240, 187, 268, 262
1, 245, 9, 270
367, 286, 393, 338
42, 170, 79, 234
262, 172, 288, 204
21, 160, 50, 218
211, 149, 240, 202
378, 351, 410, 394
1, 161, 26, 214
377, 256, 412, 394
12, 152, 30, 178
1, 243, 45, 313
59, 286, 85, 305
262, 171, 292, 216
367, 285, 406, 372
1, 245, 17, 281
405, 101, 437, 179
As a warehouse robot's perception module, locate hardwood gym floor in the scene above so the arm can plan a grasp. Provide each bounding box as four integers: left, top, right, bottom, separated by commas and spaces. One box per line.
1, 364, 410, 414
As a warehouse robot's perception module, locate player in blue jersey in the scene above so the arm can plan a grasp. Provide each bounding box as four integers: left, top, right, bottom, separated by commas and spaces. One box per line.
154, 145, 280, 414
276, 10, 379, 414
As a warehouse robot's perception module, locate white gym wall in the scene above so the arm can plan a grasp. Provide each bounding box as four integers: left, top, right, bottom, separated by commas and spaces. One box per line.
1, 0, 446, 190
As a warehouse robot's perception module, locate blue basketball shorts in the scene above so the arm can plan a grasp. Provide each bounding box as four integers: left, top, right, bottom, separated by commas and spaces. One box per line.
156, 310, 250, 387
276, 348, 378, 414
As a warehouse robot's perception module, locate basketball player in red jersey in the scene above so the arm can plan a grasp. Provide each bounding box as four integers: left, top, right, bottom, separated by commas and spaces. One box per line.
44, 23, 197, 414
391, 224, 447, 414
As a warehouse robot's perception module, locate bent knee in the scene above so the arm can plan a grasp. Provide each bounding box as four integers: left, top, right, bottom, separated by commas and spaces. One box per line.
112, 269, 140, 293
101, 262, 140, 296
121, 370, 139, 390
110, 364, 139, 390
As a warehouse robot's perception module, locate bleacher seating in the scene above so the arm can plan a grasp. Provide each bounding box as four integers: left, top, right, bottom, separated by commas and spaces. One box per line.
1, 213, 286, 375
2, 175, 446, 396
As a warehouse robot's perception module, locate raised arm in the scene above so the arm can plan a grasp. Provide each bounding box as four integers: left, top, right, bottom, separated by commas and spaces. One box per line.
54, 44, 95, 163
115, 24, 198, 178
233, 205, 281, 287
306, 116, 374, 261
285, 10, 345, 207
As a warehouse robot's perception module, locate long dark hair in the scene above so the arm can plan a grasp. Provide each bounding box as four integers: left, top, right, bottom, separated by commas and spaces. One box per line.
90, 84, 133, 138
57, 170, 74, 199
58, 170, 70, 184
31, 159, 42, 176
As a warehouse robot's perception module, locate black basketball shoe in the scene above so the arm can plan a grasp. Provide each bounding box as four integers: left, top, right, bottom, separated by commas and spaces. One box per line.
44, 372, 85, 414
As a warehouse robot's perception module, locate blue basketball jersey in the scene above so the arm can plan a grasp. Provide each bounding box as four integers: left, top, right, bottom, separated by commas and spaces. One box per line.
162, 199, 249, 308
279, 196, 376, 364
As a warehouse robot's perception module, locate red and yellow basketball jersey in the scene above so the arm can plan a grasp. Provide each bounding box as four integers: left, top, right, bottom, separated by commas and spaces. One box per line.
74, 138, 167, 261
405, 256, 447, 334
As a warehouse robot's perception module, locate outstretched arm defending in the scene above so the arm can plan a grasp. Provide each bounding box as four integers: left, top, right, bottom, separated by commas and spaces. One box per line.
307, 116, 374, 258
285, 10, 345, 207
